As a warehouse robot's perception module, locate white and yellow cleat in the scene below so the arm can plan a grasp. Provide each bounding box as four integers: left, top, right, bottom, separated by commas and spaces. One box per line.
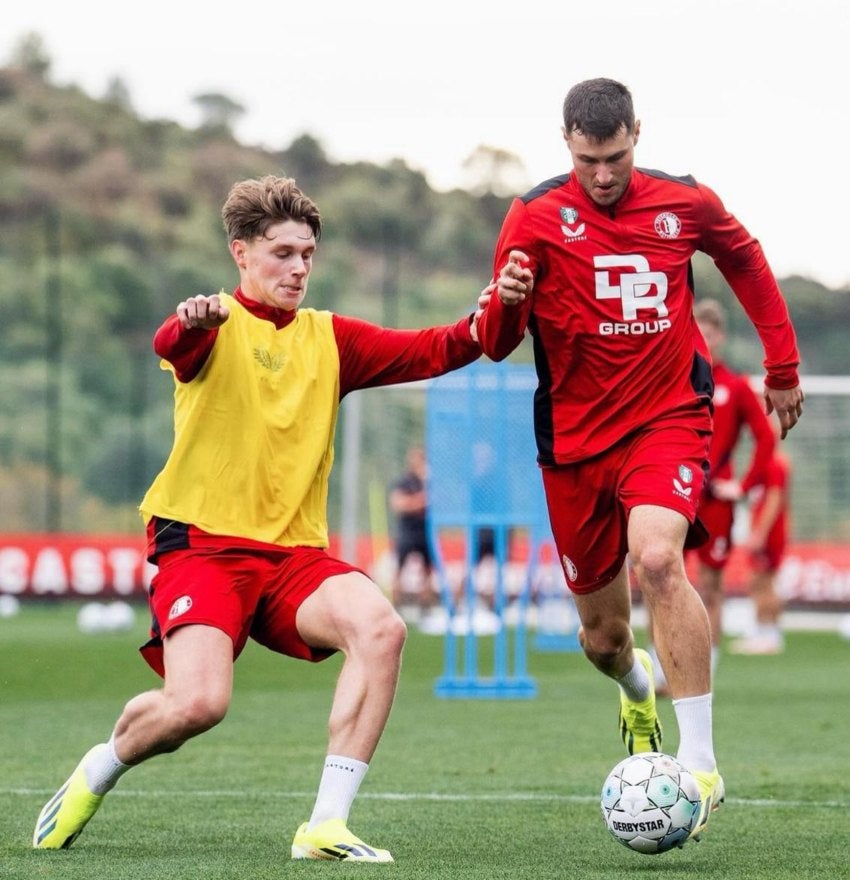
688, 768, 725, 842
291, 818, 394, 862
33, 746, 106, 849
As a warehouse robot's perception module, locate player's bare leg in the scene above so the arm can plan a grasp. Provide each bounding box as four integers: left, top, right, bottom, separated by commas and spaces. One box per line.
114, 625, 234, 762
573, 566, 662, 753
573, 565, 634, 679
628, 504, 722, 836
629, 506, 711, 698
297, 572, 406, 762
34, 625, 234, 849
730, 570, 784, 654
291, 573, 405, 861
696, 562, 724, 678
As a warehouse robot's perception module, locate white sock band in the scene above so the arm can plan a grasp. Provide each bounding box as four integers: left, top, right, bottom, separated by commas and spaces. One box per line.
673, 693, 716, 772
617, 655, 651, 702
308, 755, 369, 829
84, 734, 131, 795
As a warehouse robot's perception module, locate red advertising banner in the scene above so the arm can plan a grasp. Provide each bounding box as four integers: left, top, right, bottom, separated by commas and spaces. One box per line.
712, 543, 850, 609
1, 533, 849, 609
0, 534, 152, 598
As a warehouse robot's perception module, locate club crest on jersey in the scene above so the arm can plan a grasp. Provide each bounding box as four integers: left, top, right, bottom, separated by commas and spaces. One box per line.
654, 211, 682, 239
561, 206, 579, 224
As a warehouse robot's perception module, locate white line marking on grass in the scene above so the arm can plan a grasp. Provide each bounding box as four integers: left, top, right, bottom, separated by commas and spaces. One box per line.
6, 788, 845, 809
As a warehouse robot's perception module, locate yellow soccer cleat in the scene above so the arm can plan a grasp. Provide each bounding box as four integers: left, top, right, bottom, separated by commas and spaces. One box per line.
688, 768, 725, 842
33, 746, 106, 849
618, 647, 663, 755
291, 818, 394, 862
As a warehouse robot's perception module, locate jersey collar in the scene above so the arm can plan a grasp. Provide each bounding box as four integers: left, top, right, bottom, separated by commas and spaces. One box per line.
234, 287, 298, 330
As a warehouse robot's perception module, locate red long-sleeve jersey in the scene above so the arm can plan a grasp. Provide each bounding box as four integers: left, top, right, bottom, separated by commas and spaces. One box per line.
155, 287, 480, 393
477, 168, 800, 465
707, 360, 775, 492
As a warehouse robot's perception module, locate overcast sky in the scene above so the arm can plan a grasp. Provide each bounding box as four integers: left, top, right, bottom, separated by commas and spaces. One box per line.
3, 0, 848, 288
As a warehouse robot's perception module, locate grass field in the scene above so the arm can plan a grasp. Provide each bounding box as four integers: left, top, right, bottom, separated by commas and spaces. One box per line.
1, 601, 848, 880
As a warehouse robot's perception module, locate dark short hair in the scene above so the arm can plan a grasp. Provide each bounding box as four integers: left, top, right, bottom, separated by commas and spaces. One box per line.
562, 78, 635, 142
222, 175, 322, 243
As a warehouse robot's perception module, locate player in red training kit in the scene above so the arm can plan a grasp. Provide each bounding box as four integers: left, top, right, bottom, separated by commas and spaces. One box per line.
650, 298, 776, 691
731, 441, 792, 655
477, 77, 804, 843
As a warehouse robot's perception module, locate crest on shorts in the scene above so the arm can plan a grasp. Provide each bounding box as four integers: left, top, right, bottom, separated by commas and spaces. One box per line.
169, 595, 193, 620
562, 554, 578, 582
673, 464, 694, 499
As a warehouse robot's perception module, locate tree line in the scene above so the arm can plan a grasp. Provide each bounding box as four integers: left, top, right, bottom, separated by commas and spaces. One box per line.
0, 34, 845, 533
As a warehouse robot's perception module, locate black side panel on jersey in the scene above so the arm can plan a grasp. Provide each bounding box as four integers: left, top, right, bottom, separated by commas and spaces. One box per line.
690, 351, 715, 412
638, 167, 698, 188
529, 314, 556, 466
521, 173, 571, 205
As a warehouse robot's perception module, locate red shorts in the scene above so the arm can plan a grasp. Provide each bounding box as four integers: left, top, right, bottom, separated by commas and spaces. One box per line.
691, 494, 734, 570
542, 420, 710, 595
140, 539, 364, 678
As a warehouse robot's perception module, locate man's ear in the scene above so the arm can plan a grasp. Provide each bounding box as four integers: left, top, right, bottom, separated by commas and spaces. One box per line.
230, 239, 247, 269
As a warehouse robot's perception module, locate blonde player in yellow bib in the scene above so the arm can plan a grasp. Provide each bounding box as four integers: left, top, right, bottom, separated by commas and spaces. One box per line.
35, 175, 489, 862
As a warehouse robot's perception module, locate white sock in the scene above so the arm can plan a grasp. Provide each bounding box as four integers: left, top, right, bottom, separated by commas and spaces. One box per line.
755, 623, 782, 641
307, 755, 368, 829
673, 693, 716, 772
83, 734, 131, 795
616, 654, 651, 702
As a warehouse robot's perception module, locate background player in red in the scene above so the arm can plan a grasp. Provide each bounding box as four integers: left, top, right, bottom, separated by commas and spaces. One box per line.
731, 432, 792, 655
650, 297, 776, 690
477, 77, 804, 843
34, 175, 488, 862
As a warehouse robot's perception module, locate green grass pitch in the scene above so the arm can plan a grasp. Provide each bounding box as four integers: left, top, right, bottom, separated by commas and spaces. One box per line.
1, 601, 848, 879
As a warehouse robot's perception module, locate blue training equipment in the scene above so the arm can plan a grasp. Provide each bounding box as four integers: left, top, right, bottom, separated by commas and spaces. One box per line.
426, 362, 554, 698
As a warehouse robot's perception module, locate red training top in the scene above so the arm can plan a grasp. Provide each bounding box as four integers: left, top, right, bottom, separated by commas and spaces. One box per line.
477, 168, 800, 465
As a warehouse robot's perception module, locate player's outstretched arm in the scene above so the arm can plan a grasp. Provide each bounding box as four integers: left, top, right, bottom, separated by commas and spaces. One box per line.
763, 385, 804, 439
177, 294, 231, 330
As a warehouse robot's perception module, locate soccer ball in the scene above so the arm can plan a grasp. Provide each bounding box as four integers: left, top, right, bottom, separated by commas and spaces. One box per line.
600, 752, 700, 854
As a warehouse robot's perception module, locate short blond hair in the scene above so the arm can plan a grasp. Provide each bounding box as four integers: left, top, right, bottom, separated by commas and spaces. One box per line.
693, 298, 727, 331
221, 175, 322, 243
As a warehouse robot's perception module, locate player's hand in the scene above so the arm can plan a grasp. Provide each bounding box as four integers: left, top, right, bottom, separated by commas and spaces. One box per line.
470, 281, 496, 343
497, 250, 533, 306
764, 384, 804, 439
177, 294, 231, 330
710, 478, 743, 502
